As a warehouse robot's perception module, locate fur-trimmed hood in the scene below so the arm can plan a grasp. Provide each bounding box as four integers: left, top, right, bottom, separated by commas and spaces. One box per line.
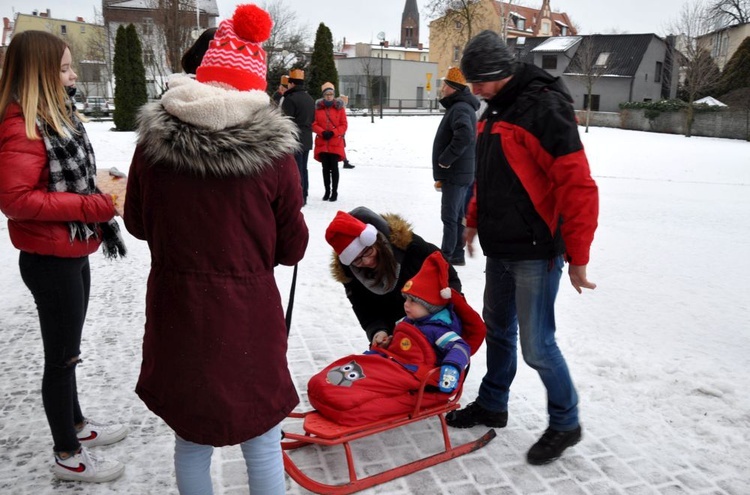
315, 97, 345, 110
135, 74, 300, 178
330, 211, 414, 283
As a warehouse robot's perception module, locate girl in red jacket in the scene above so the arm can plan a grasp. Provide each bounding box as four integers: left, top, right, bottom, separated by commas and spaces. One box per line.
0, 31, 127, 482
312, 82, 348, 201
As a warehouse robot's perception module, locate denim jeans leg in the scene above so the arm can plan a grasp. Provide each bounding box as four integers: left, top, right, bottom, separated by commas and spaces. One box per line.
174, 435, 214, 495
513, 256, 579, 430
476, 257, 518, 412
19, 253, 89, 453
240, 424, 285, 495
440, 181, 469, 261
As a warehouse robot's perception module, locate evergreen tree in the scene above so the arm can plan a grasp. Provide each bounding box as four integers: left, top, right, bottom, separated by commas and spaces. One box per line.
113, 24, 148, 131
308, 23, 339, 100
719, 36, 750, 95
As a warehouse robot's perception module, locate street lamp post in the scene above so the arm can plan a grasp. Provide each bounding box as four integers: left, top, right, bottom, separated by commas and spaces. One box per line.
379, 42, 384, 119
377, 32, 386, 120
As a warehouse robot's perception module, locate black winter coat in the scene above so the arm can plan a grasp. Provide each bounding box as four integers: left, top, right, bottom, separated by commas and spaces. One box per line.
330, 207, 462, 342
471, 62, 598, 263
281, 85, 315, 151
432, 87, 480, 185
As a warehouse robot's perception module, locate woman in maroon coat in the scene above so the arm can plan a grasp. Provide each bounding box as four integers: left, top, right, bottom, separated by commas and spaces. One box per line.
124, 5, 308, 494
312, 82, 348, 202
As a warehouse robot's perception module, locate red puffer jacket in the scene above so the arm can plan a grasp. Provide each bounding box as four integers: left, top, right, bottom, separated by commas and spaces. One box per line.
0, 103, 116, 257
312, 98, 348, 162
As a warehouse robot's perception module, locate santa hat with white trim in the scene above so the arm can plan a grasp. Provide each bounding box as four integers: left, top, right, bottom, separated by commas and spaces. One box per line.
402, 251, 452, 313
325, 211, 378, 266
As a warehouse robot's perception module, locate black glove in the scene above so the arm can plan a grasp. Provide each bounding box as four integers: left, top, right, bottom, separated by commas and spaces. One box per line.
322, 130, 334, 140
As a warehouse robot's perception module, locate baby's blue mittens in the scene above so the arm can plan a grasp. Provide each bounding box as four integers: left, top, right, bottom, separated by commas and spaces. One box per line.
439, 364, 460, 393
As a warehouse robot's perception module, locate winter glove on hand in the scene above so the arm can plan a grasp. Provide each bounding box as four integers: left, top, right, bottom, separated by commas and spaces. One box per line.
322, 130, 334, 140
434, 181, 442, 191
439, 364, 460, 393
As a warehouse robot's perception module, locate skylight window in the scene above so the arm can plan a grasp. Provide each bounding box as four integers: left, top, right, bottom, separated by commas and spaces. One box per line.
594, 52, 611, 67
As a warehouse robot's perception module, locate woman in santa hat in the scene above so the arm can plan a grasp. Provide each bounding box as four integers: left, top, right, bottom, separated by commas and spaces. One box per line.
325, 207, 462, 348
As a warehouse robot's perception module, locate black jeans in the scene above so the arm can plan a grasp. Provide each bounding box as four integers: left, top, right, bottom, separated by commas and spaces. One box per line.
320, 152, 340, 195
19, 252, 88, 453
294, 149, 310, 200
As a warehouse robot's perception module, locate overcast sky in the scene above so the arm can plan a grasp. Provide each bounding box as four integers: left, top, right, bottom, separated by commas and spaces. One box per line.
1, 0, 688, 43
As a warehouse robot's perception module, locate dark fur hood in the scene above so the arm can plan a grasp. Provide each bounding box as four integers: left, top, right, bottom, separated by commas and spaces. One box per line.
136, 74, 300, 178
329, 210, 414, 283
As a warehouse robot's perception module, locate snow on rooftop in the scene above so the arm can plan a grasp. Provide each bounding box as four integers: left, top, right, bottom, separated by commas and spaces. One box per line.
531, 36, 582, 52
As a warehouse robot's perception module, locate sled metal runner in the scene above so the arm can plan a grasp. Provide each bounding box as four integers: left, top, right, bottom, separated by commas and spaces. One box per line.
281, 367, 496, 494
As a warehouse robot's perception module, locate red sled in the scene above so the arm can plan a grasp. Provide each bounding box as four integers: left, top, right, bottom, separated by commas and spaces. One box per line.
281, 290, 495, 494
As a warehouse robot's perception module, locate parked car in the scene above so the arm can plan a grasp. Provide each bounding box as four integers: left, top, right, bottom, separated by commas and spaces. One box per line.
83, 96, 111, 117
73, 91, 85, 113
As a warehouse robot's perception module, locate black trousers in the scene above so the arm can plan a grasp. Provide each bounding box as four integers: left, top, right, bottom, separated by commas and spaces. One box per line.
19, 252, 88, 453
320, 152, 340, 195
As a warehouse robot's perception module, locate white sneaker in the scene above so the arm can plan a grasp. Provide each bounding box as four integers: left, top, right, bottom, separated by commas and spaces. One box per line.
53, 447, 125, 482
77, 418, 128, 447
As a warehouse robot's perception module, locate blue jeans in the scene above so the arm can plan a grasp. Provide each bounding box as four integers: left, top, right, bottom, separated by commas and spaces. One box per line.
174, 424, 285, 495
476, 255, 579, 431
440, 181, 470, 262
19, 252, 89, 453
294, 150, 310, 201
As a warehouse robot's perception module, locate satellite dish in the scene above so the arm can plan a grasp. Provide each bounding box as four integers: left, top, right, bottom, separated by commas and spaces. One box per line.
190, 27, 203, 40
377, 31, 386, 41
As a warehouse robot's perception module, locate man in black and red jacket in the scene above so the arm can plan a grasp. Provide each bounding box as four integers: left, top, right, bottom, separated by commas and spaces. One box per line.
445, 30, 599, 466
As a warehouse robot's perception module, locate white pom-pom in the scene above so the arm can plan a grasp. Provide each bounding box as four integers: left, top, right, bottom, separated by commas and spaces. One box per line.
440, 287, 452, 300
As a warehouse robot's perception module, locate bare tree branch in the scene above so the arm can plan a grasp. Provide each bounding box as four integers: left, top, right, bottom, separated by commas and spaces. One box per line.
707, 0, 750, 26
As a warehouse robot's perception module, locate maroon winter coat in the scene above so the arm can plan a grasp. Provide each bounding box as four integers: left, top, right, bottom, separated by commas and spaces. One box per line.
312, 98, 348, 162
0, 103, 115, 257
124, 76, 308, 446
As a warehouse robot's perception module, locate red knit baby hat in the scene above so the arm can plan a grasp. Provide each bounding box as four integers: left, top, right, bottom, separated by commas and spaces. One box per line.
402, 251, 452, 307
196, 4, 272, 91
325, 211, 378, 265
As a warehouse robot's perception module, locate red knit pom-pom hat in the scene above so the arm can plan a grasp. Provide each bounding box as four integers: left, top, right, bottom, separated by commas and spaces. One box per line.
196, 4, 272, 91
402, 251, 452, 309
325, 211, 378, 266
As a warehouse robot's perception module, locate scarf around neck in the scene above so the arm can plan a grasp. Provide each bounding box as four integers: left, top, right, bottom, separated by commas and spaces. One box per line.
39, 102, 126, 259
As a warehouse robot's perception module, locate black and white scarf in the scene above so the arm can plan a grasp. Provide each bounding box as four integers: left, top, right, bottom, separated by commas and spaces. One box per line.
38, 105, 126, 259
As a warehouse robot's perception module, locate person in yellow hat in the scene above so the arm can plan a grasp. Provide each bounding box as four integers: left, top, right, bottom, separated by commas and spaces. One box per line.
281, 68, 315, 205
312, 82, 348, 201
272, 74, 288, 106
432, 66, 480, 267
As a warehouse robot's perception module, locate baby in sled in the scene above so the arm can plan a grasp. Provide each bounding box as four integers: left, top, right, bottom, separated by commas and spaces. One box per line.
308, 251, 485, 426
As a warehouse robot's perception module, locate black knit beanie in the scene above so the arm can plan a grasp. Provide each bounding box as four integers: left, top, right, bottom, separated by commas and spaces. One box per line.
461, 30, 515, 83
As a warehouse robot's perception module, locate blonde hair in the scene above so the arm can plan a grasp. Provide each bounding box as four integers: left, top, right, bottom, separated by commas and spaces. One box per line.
0, 30, 76, 140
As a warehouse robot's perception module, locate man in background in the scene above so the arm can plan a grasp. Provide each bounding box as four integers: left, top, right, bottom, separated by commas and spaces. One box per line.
282, 69, 315, 205
432, 66, 479, 267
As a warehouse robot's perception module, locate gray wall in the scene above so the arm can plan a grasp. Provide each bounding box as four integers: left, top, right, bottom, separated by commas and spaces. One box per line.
630, 40, 669, 103
576, 109, 750, 140
335, 57, 437, 109
565, 77, 633, 113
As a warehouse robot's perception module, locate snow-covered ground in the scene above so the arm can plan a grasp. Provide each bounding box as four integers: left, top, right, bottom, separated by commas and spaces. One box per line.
1, 115, 749, 494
